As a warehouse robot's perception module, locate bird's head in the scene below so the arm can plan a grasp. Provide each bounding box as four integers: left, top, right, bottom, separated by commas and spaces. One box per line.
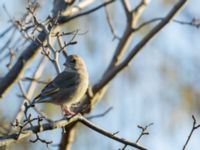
64, 55, 87, 72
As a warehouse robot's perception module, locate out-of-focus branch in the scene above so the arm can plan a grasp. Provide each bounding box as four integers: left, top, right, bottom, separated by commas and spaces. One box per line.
64, 1, 150, 147
87, 107, 113, 120
108, 0, 149, 70
61, 0, 187, 149
0, 0, 112, 97
0, 30, 46, 97
183, 115, 200, 150
92, 0, 187, 94
104, 0, 120, 40
83, 0, 150, 110
13, 56, 47, 123
173, 18, 200, 28
135, 18, 200, 31
57, 0, 116, 24
22, 77, 48, 84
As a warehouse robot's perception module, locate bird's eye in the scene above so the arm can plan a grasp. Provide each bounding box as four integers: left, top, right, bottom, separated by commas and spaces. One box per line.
70, 58, 76, 64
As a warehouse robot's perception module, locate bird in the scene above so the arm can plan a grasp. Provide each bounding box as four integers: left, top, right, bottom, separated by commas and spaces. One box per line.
31, 54, 89, 116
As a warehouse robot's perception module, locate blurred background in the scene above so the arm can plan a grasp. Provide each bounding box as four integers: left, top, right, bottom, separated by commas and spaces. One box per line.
0, 0, 200, 150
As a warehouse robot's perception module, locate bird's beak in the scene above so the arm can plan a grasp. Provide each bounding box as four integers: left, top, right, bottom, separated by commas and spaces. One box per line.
63, 61, 70, 68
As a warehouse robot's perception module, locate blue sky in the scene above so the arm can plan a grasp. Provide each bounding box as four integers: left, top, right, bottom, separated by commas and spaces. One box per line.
0, 0, 200, 150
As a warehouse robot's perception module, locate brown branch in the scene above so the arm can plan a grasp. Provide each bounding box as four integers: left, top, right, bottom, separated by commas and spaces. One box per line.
0, 115, 79, 146
0, 25, 14, 38
6, 48, 16, 69
173, 18, 200, 28
0, 0, 100, 97
120, 122, 153, 150
87, 107, 113, 120
93, 0, 187, 94
135, 17, 200, 31
0, 114, 147, 150
0, 29, 17, 56
136, 123, 153, 143
79, 116, 147, 150
107, 0, 149, 70
59, 123, 77, 150
22, 77, 48, 84
121, 0, 131, 17
182, 115, 200, 150
13, 56, 47, 123
104, 0, 120, 40
16, 80, 49, 122
0, 30, 46, 97
60, 0, 187, 148
57, 0, 116, 24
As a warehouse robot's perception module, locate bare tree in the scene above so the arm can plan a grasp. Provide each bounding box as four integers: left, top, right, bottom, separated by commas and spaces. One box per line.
0, 0, 199, 150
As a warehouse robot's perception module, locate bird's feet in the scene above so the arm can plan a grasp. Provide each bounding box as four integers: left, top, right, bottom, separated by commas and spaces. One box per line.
61, 105, 76, 119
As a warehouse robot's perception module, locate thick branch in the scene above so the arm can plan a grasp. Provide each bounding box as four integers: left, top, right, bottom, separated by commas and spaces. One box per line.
108, 0, 149, 69
0, 31, 46, 97
93, 0, 187, 93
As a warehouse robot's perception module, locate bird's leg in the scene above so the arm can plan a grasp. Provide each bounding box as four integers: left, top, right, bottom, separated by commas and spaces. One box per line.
61, 105, 75, 118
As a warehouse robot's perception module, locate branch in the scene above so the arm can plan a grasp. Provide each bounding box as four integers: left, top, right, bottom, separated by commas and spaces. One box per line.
103, 0, 120, 40
135, 17, 200, 31
22, 77, 48, 84
93, 0, 187, 93
0, 0, 101, 97
79, 116, 147, 150
0, 30, 46, 97
87, 107, 113, 120
136, 123, 153, 143
13, 56, 47, 123
0, 114, 147, 150
0, 115, 80, 146
121, 0, 131, 17
57, 0, 116, 24
173, 18, 200, 28
107, 0, 149, 70
62, 1, 187, 148
182, 115, 200, 150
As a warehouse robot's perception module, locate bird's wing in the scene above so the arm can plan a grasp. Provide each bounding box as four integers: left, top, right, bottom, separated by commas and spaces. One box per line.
34, 71, 78, 102
42, 71, 78, 95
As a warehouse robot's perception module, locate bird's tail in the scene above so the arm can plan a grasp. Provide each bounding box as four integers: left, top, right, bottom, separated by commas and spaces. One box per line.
29, 94, 41, 107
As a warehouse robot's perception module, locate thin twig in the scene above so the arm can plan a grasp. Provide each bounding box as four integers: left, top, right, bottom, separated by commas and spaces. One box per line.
136, 123, 153, 143
87, 107, 113, 120
22, 77, 48, 84
104, 0, 120, 40
0, 0, 97, 97
183, 115, 200, 150
135, 17, 200, 32
13, 56, 47, 123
